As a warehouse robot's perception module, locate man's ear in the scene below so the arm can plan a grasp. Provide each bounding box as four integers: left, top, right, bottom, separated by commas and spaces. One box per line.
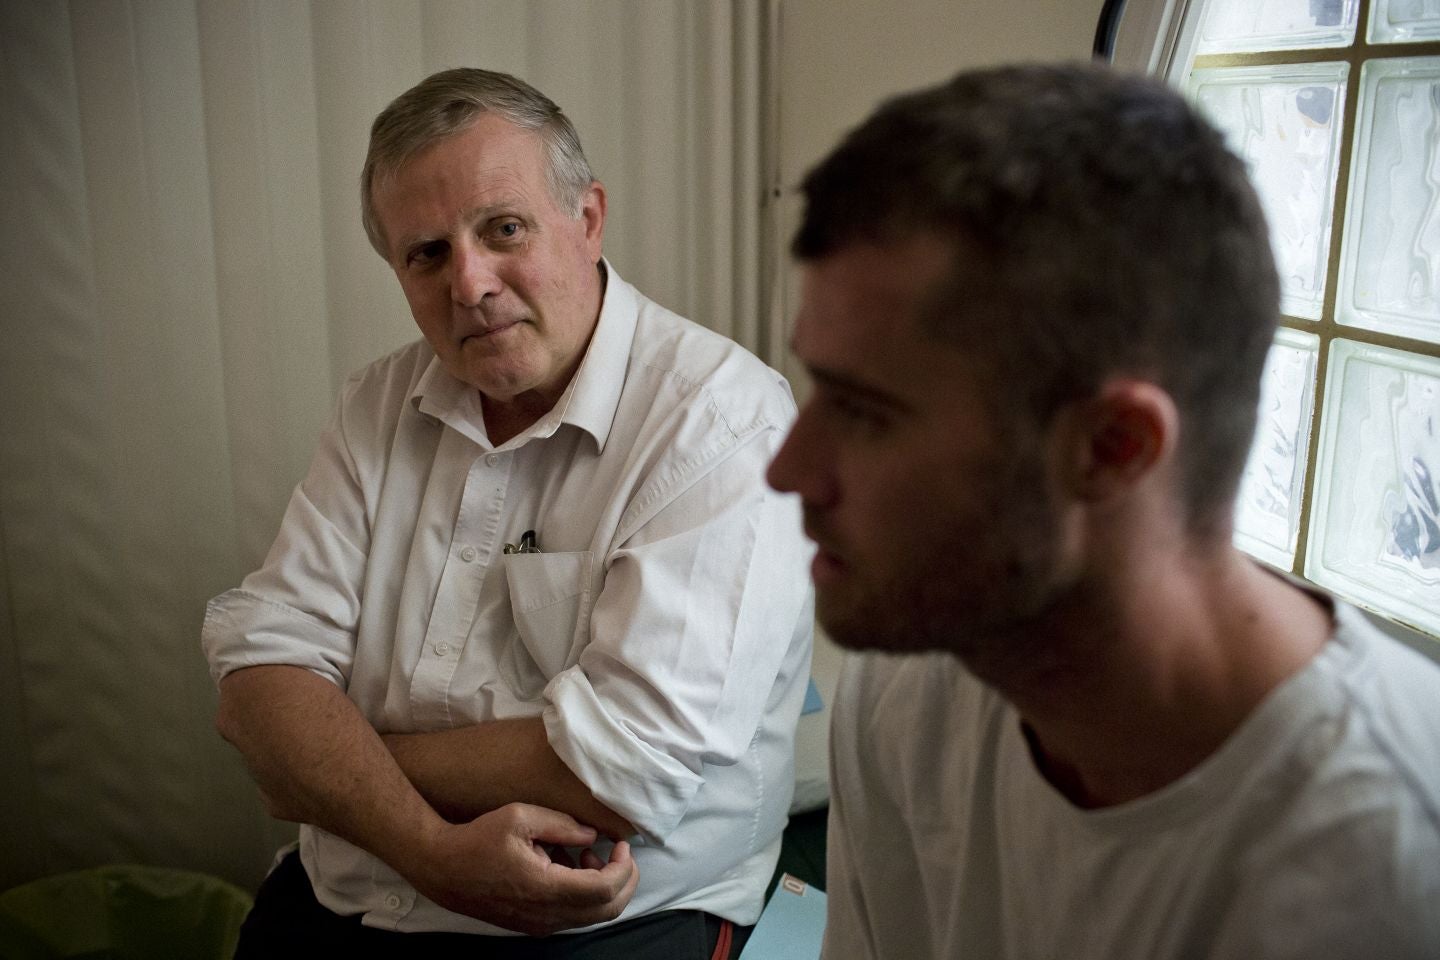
1054, 379, 1178, 503
581, 180, 607, 259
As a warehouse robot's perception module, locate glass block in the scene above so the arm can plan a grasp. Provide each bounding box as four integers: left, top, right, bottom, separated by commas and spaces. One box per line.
1196, 0, 1358, 53
1188, 63, 1349, 320
1368, 0, 1440, 43
1306, 340, 1440, 636
1334, 57, 1440, 344
1235, 328, 1320, 569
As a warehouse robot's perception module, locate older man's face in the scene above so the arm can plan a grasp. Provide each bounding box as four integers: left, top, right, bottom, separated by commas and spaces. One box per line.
373, 112, 605, 406
767, 235, 1074, 662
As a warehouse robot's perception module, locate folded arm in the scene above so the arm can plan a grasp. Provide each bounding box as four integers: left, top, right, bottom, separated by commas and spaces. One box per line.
388, 421, 809, 850
383, 718, 635, 840
216, 664, 637, 934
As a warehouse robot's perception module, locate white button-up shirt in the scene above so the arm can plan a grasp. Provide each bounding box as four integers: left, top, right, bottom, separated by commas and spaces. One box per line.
202, 266, 814, 934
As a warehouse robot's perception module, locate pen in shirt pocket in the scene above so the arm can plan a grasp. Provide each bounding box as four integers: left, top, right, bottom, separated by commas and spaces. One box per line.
503, 529, 541, 554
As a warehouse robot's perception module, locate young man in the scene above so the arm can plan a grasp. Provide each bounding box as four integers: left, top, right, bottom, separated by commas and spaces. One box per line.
204, 68, 812, 957
767, 63, 1440, 959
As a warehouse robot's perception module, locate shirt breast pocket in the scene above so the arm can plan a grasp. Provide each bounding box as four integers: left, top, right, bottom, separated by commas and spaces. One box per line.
502, 551, 594, 680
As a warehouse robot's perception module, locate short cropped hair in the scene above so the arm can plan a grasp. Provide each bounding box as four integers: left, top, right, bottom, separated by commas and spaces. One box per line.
795, 63, 1279, 531
361, 67, 594, 257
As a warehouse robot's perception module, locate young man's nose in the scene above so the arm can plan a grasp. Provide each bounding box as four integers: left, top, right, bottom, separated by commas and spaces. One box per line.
768, 412, 838, 510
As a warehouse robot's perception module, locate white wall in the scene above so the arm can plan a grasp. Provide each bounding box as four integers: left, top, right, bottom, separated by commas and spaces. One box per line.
780, 0, 1104, 188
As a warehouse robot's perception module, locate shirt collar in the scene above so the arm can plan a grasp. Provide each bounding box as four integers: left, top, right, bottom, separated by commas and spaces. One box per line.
409, 259, 637, 453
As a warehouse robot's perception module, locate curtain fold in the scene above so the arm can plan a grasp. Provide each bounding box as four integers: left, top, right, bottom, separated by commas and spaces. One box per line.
0, 0, 773, 892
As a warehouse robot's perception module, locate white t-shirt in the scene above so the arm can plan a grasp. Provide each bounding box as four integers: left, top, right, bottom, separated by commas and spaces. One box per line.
203, 265, 815, 934
823, 595, 1440, 959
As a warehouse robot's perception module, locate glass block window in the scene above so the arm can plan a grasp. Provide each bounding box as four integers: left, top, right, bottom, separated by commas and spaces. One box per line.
1308, 341, 1440, 635
1368, 0, 1440, 43
1335, 57, 1440, 342
1187, 63, 1349, 319
1235, 329, 1321, 569
1196, 0, 1359, 54
1176, 1, 1440, 641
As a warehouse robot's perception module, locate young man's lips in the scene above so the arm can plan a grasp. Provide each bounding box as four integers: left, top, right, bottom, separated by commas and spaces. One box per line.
810, 545, 846, 585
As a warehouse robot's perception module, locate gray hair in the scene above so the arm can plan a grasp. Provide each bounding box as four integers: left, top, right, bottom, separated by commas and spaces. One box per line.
794, 63, 1279, 533
361, 67, 594, 257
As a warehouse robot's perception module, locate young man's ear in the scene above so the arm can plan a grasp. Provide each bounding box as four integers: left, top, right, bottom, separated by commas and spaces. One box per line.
1054, 379, 1178, 503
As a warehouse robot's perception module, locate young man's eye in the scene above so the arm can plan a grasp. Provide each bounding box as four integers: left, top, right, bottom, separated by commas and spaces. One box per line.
826, 393, 891, 433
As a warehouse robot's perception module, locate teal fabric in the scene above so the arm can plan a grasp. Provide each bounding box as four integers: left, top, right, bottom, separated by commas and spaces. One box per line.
0, 865, 251, 960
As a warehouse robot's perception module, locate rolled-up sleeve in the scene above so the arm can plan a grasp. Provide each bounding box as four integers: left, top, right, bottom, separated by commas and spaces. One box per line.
542, 421, 812, 841
202, 585, 356, 687
201, 377, 374, 689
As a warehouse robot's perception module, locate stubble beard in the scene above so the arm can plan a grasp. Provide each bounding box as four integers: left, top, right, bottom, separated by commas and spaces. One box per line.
817, 463, 1075, 684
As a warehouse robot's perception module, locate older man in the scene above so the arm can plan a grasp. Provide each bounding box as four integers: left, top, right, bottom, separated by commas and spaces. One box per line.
204, 68, 812, 957
767, 64, 1440, 959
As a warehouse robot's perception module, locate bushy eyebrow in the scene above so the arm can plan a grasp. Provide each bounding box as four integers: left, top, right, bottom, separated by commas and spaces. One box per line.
394, 195, 532, 252
804, 364, 913, 414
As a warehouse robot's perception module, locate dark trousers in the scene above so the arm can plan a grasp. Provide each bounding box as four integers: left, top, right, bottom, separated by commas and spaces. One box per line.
235, 850, 751, 959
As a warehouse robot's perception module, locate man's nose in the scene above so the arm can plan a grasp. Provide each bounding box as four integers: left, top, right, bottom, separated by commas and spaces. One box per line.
450, 243, 503, 307
767, 412, 837, 509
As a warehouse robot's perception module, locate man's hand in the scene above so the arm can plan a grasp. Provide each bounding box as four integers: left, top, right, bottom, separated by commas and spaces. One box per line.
406, 803, 639, 936
216, 667, 637, 933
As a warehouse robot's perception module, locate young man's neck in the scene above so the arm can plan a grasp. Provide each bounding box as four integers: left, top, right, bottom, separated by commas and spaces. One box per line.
994, 547, 1332, 809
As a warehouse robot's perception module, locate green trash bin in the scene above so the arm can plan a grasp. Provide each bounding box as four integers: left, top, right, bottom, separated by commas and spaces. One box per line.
0, 865, 252, 960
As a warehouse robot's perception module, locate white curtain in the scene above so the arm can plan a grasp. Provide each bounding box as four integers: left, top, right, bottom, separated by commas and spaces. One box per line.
0, 0, 775, 892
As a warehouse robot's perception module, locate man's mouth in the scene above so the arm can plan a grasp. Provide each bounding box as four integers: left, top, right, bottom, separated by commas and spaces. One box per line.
810, 544, 846, 585
803, 518, 847, 584
461, 319, 523, 344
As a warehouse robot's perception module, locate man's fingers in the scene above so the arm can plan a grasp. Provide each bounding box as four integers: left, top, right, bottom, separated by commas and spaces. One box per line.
543, 839, 637, 908
607, 840, 633, 868
413, 812, 638, 935
609, 843, 640, 904
505, 802, 601, 848
546, 844, 578, 868
503, 806, 636, 907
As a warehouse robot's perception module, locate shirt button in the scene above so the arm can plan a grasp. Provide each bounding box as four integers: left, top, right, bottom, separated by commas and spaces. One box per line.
434, 642, 450, 656
459, 546, 477, 562
384, 893, 402, 910
486, 454, 499, 467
